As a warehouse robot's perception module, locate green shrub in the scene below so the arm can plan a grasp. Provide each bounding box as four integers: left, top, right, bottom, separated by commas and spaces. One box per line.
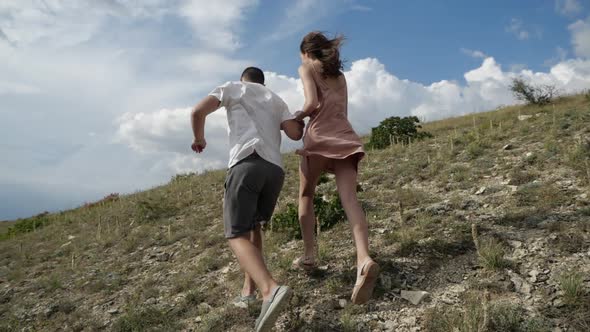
271, 180, 350, 239
367, 116, 433, 149
510, 78, 557, 106
112, 306, 180, 332
3, 212, 51, 239
271, 194, 346, 240
559, 271, 585, 305
135, 196, 177, 223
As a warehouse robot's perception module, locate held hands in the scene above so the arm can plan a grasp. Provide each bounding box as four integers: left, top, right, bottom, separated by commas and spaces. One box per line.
294, 110, 306, 123
191, 138, 207, 153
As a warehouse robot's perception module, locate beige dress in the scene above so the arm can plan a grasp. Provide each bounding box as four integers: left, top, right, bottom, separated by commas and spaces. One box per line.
297, 62, 365, 173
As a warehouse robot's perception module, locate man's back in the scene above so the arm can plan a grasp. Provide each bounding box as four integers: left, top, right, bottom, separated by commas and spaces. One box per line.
209, 81, 293, 169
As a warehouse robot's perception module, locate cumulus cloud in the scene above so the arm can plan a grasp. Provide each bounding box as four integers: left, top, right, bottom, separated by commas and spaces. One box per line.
555, 0, 583, 16
116, 107, 230, 171
506, 18, 530, 40
461, 48, 488, 59
569, 17, 590, 58
117, 56, 590, 176
179, 0, 259, 50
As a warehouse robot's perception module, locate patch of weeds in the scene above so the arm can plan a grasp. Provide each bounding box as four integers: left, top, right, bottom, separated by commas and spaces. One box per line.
57, 299, 76, 315
272, 183, 357, 240
514, 183, 566, 210
386, 227, 422, 256
496, 209, 525, 225
555, 231, 588, 254
340, 312, 358, 332
559, 271, 585, 305
424, 294, 546, 332
39, 273, 64, 292
0, 314, 22, 332
466, 139, 490, 160
112, 306, 182, 332
508, 170, 537, 185
3, 212, 51, 238
172, 270, 200, 294
579, 206, 590, 216
478, 238, 508, 270
134, 196, 178, 223
449, 164, 470, 183
195, 250, 228, 274
543, 137, 560, 157
199, 306, 251, 331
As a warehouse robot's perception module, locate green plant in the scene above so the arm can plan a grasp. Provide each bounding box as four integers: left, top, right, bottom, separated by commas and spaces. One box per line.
3, 212, 51, 238
424, 294, 547, 332
112, 306, 181, 332
478, 238, 508, 270
367, 115, 433, 149
271, 184, 350, 240
135, 196, 177, 223
559, 271, 585, 305
510, 78, 557, 106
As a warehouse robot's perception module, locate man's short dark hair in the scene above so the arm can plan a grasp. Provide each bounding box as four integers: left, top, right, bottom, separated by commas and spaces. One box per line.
241, 67, 265, 85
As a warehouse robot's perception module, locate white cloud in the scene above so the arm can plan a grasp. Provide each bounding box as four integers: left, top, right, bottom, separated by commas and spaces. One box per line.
461, 48, 488, 59
569, 17, 590, 58
116, 56, 590, 174
555, 0, 583, 16
266, 0, 366, 41
506, 18, 530, 40
179, 0, 259, 50
0, 80, 40, 95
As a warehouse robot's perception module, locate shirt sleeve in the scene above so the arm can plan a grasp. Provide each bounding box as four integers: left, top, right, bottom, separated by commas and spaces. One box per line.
275, 95, 294, 123
208, 82, 241, 108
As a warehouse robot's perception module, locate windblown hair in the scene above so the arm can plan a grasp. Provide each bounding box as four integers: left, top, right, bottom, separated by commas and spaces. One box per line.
241, 66, 265, 85
300, 31, 344, 78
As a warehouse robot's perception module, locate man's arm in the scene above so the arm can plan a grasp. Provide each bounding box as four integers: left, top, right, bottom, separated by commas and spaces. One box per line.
191, 95, 221, 153
281, 119, 304, 140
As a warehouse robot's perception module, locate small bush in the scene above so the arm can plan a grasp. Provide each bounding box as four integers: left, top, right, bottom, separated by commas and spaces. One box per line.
424, 294, 548, 332
466, 140, 490, 160
510, 78, 557, 106
478, 238, 508, 270
367, 116, 433, 149
3, 212, 51, 238
271, 182, 352, 239
135, 196, 178, 223
112, 306, 181, 332
559, 271, 585, 305
508, 170, 536, 185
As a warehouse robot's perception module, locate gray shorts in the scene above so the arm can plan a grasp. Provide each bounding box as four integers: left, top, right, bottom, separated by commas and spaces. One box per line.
223, 153, 285, 238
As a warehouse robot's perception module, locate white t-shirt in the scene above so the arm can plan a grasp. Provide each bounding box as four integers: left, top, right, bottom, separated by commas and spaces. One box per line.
209, 81, 294, 170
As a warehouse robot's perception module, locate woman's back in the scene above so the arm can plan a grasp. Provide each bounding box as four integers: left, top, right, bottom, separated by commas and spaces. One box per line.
297, 60, 364, 168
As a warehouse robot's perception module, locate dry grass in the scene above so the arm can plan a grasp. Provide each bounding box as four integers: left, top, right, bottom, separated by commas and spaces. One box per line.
1, 93, 589, 331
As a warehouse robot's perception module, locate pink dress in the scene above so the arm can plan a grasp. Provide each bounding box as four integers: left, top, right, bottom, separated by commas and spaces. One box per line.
297, 63, 365, 173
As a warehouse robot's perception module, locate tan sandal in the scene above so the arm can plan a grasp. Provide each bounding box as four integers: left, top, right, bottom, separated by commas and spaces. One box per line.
351, 258, 380, 304
292, 256, 317, 271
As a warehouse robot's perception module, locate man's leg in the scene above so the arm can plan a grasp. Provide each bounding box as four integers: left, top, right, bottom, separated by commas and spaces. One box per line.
228, 231, 277, 302
241, 225, 263, 296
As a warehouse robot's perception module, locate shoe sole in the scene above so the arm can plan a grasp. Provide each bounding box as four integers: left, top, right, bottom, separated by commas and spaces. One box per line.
351, 262, 380, 305
256, 287, 293, 332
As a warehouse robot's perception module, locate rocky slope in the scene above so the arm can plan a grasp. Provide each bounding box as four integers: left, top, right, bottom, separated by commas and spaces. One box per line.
1, 94, 589, 331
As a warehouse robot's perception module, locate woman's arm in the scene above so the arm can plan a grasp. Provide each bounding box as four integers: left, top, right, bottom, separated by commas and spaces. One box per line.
295, 64, 320, 121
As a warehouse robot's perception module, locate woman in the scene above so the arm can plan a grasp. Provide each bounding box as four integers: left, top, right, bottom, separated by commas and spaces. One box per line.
293, 31, 379, 304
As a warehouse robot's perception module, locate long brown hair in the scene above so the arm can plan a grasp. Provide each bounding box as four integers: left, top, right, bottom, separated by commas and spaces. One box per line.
300, 31, 344, 79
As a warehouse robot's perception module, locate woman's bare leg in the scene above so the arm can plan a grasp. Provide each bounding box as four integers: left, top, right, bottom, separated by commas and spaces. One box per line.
298, 156, 329, 258
333, 157, 371, 267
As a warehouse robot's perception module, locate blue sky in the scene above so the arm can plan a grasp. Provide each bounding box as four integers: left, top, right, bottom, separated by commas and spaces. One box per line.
0, 0, 589, 220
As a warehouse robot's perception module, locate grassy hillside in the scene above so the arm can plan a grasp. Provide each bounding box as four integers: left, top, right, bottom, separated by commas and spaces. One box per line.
1, 94, 589, 332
